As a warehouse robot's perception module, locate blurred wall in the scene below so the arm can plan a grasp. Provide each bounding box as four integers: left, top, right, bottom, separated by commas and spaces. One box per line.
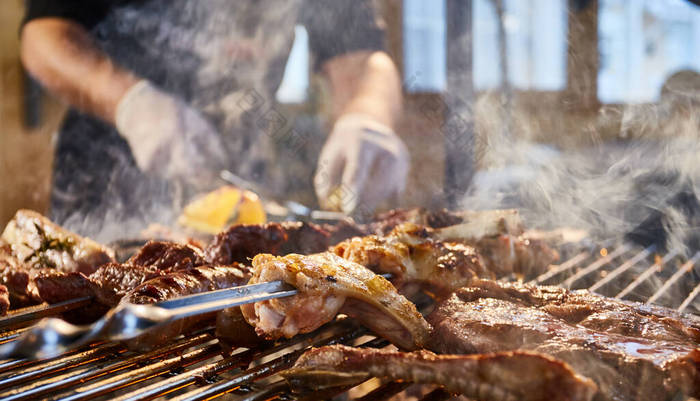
0, 0, 65, 227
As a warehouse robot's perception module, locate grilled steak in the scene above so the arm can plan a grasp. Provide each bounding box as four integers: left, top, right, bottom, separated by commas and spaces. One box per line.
239, 252, 431, 350
427, 279, 700, 401
282, 344, 597, 401
471, 235, 559, 279
121, 264, 251, 350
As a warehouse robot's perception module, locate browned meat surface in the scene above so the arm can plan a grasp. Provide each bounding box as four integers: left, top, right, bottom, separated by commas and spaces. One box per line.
370, 208, 467, 233
123, 264, 250, 304
282, 344, 597, 401
472, 235, 559, 279
0, 285, 9, 316
371, 208, 524, 237
32, 241, 208, 308
1, 209, 114, 274
121, 264, 251, 350
332, 224, 488, 298
239, 253, 431, 350
427, 279, 700, 401
127, 241, 205, 271
205, 222, 332, 265
215, 306, 265, 350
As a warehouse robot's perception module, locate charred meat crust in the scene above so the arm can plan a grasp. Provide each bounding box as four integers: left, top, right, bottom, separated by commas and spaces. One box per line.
205, 222, 332, 265
282, 344, 597, 401
428, 279, 700, 401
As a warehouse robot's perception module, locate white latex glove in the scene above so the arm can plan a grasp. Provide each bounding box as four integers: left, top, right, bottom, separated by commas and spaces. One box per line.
314, 113, 409, 214
116, 80, 227, 184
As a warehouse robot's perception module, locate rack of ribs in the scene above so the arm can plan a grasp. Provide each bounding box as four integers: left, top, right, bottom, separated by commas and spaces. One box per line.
282, 344, 597, 401
237, 252, 431, 350
427, 279, 700, 401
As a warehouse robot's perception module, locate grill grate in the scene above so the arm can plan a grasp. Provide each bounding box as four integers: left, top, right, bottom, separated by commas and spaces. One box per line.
0, 243, 697, 401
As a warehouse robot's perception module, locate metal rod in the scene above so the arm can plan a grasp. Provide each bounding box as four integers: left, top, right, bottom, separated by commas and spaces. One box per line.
354, 381, 411, 401
0, 343, 124, 391
53, 343, 221, 401
647, 252, 700, 305
170, 326, 368, 401
678, 281, 700, 313
615, 250, 678, 299
4, 333, 212, 401
562, 244, 631, 289
0, 297, 92, 330
588, 245, 656, 293
529, 252, 589, 285
114, 321, 363, 401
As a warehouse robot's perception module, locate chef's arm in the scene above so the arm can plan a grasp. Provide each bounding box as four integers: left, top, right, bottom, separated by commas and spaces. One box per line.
20, 18, 139, 124
322, 50, 402, 129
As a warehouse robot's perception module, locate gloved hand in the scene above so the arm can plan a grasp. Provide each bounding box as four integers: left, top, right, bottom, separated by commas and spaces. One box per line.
314, 113, 409, 214
116, 80, 228, 184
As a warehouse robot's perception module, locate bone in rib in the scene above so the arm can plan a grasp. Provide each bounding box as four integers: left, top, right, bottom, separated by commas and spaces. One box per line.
281, 344, 597, 401
238, 252, 431, 350
427, 279, 700, 401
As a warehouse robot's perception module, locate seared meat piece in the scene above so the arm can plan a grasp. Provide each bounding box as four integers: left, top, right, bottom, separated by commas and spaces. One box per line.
283, 344, 597, 401
371, 208, 524, 237
1, 209, 114, 274
33, 241, 208, 308
239, 253, 431, 350
332, 224, 488, 298
205, 222, 331, 265
428, 279, 700, 401
123, 264, 250, 304
472, 235, 559, 279
215, 306, 264, 350
0, 285, 9, 316
127, 240, 205, 271
121, 264, 250, 350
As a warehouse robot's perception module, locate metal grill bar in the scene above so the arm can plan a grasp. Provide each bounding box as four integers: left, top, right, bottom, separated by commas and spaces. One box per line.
529, 251, 589, 285
615, 250, 678, 299
588, 245, 656, 293
563, 244, 632, 288
0, 298, 92, 330
678, 282, 700, 313
355, 381, 412, 401
647, 252, 700, 305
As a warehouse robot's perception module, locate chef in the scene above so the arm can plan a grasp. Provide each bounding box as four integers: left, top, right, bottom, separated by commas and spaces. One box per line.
20, 0, 408, 238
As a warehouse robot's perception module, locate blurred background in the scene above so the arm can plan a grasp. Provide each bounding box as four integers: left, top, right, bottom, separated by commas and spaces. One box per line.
2, 0, 700, 234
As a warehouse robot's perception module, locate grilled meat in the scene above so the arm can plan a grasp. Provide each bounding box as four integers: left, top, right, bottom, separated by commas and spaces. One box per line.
427, 279, 700, 401
0, 285, 9, 316
239, 252, 431, 350
32, 241, 207, 308
205, 222, 332, 265
127, 240, 205, 271
371, 208, 524, 237
332, 224, 488, 298
1, 210, 114, 274
471, 235, 559, 279
282, 344, 597, 401
121, 264, 251, 350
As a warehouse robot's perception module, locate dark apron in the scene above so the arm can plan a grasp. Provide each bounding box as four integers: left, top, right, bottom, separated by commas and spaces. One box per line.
51, 0, 304, 240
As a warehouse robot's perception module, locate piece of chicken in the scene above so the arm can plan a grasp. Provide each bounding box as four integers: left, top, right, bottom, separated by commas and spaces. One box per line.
332, 224, 489, 299
239, 252, 431, 350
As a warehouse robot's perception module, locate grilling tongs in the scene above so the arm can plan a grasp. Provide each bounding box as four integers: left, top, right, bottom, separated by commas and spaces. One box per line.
0, 280, 300, 360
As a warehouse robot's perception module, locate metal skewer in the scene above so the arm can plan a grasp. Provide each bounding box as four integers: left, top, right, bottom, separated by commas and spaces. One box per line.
0, 281, 296, 360
0, 273, 394, 361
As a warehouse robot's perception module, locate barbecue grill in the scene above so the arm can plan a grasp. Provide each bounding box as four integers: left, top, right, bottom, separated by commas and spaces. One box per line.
0, 242, 697, 401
